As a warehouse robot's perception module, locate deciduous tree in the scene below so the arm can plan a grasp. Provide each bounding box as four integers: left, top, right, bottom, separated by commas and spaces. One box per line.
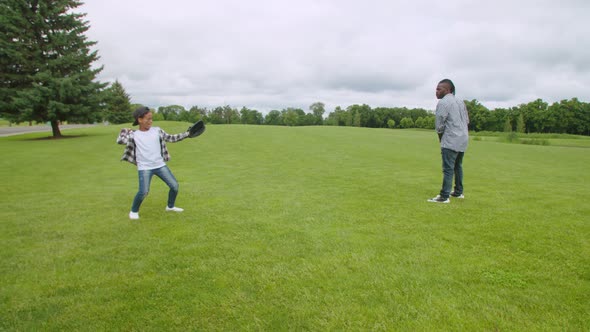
309, 102, 325, 125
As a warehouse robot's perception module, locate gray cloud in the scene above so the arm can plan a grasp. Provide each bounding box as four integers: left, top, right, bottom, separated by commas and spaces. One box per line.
82, 0, 590, 113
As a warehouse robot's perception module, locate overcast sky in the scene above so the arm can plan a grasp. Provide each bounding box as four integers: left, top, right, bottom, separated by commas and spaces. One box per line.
81, 0, 590, 114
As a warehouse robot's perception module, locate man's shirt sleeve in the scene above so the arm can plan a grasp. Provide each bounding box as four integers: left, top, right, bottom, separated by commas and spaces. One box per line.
435, 101, 449, 134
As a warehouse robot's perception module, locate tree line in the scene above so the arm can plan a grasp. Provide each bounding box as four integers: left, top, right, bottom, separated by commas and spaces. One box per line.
108, 90, 590, 136
140, 102, 437, 130
466, 98, 590, 135
82, 76, 590, 136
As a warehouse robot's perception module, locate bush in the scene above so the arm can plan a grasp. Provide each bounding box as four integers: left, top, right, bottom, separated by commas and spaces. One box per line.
497, 132, 550, 146
472, 131, 501, 137
399, 117, 414, 128
521, 138, 550, 146
498, 132, 519, 143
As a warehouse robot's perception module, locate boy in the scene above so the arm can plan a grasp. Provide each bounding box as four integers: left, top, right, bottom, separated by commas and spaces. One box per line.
117, 106, 189, 219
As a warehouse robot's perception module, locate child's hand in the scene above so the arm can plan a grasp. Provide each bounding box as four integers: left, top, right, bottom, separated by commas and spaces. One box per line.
117, 128, 132, 144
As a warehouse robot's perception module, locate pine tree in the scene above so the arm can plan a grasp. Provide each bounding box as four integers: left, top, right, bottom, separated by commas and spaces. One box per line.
0, 0, 36, 121
0, 0, 106, 137
104, 80, 132, 124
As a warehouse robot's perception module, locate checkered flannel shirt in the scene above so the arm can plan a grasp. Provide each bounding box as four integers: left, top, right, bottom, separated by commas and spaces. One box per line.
116, 127, 189, 165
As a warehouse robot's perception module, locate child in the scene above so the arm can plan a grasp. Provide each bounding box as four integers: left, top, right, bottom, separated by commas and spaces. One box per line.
117, 106, 189, 219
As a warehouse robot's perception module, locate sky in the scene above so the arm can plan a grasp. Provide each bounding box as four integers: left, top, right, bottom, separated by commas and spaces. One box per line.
81, 0, 590, 114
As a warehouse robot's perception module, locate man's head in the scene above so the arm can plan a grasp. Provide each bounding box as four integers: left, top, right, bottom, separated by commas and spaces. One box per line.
436, 79, 455, 99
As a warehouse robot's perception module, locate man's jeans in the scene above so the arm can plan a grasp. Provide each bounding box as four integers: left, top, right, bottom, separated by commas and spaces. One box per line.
131, 166, 179, 212
440, 148, 464, 199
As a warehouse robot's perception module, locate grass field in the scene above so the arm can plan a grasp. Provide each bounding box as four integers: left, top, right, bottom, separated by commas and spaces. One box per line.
1, 123, 589, 331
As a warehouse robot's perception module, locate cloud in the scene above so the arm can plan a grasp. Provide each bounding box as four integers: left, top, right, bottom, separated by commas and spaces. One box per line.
82, 0, 590, 113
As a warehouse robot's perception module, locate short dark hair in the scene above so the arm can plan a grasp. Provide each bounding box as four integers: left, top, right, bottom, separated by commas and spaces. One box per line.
439, 79, 455, 95
132, 106, 151, 126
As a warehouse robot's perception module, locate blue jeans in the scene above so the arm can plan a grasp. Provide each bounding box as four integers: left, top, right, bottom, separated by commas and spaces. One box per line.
131, 166, 179, 212
439, 148, 464, 199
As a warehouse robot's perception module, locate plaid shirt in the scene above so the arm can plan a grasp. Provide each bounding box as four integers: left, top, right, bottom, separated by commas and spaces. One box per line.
116, 127, 189, 165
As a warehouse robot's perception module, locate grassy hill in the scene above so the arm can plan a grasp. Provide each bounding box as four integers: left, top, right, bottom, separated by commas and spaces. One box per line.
1, 123, 589, 330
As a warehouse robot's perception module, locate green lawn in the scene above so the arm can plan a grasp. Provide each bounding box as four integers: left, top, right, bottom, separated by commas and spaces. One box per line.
1, 123, 589, 331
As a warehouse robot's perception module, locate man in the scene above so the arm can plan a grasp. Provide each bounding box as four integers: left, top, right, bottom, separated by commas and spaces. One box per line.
428, 79, 469, 203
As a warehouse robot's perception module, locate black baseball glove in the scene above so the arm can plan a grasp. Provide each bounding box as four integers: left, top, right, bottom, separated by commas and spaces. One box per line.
187, 120, 206, 138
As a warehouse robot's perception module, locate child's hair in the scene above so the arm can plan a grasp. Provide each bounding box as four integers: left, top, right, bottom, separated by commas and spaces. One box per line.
132, 106, 151, 125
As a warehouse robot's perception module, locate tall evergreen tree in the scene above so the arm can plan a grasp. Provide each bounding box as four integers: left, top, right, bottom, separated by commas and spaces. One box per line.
104, 80, 132, 124
0, 0, 106, 137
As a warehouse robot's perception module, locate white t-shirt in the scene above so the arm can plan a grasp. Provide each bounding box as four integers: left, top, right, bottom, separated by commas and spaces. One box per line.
134, 127, 166, 170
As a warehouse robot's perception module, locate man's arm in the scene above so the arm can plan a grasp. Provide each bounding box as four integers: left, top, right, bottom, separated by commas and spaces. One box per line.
462, 100, 470, 125
435, 102, 448, 141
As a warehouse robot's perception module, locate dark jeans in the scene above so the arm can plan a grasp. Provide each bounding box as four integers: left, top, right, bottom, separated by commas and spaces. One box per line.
439, 148, 464, 199
131, 165, 179, 212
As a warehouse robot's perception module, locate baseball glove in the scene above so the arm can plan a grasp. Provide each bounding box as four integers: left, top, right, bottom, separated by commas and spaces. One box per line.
187, 120, 206, 138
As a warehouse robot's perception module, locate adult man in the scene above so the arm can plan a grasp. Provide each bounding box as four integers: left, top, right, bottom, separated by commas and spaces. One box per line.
428, 79, 469, 203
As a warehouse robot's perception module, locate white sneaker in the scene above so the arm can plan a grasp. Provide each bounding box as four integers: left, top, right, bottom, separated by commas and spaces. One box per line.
165, 206, 184, 212
129, 211, 139, 219
450, 191, 465, 199
427, 195, 450, 203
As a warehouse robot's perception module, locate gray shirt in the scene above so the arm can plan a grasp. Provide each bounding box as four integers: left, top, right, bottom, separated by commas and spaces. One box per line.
435, 93, 469, 152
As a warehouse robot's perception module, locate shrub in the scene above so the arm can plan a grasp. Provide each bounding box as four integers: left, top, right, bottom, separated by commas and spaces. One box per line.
399, 117, 414, 128
520, 138, 550, 146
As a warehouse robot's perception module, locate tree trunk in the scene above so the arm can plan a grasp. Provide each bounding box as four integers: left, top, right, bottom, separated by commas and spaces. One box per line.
51, 120, 62, 138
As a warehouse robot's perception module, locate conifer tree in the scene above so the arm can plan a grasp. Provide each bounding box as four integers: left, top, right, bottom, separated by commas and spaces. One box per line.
104, 80, 132, 124
0, 0, 106, 137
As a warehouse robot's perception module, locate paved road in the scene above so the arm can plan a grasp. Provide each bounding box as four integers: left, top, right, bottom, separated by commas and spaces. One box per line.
0, 124, 96, 137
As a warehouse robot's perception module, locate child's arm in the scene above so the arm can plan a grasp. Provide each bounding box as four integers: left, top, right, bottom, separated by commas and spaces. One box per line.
160, 129, 189, 143
116, 128, 132, 144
